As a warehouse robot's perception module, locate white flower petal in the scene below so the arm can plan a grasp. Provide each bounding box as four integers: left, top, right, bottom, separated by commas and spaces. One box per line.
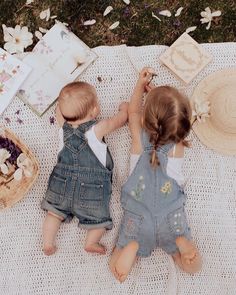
14, 168, 23, 181
83, 19, 96, 26
205, 7, 211, 15
103, 6, 113, 16
50, 15, 57, 19
39, 27, 48, 33
206, 22, 211, 30
0, 149, 11, 164
211, 10, 221, 17
175, 7, 183, 17
35, 30, 43, 40
26, 0, 34, 4
123, 0, 130, 4
109, 21, 120, 30
159, 10, 172, 17
24, 168, 32, 178
185, 26, 197, 33
152, 12, 161, 21
0, 164, 9, 175
39, 8, 50, 21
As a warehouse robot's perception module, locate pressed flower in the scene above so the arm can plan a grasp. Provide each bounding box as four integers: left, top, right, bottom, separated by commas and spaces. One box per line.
159, 10, 172, 17
103, 6, 113, 16
14, 153, 33, 181
200, 7, 221, 30
2, 24, 33, 54
0, 148, 11, 174
109, 21, 120, 30
185, 26, 197, 33
83, 19, 96, 26
152, 12, 161, 21
39, 8, 51, 21
160, 181, 172, 195
175, 7, 183, 17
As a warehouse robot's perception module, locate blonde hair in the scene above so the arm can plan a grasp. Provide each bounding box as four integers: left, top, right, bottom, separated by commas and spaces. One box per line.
58, 81, 97, 121
143, 86, 192, 168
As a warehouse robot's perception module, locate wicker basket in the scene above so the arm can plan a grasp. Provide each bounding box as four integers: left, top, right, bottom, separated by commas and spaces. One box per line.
0, 126, 39, 210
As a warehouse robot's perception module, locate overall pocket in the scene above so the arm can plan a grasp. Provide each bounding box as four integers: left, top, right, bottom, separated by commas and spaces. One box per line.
167, 207, 188, 237
45, 174, 67, 204
79, 182, 104, 209
123, 210, 143, 239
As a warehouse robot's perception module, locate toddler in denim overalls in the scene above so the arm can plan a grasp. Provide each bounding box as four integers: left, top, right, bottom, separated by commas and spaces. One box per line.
41, 81, 128, 256
110, 68, 202, 282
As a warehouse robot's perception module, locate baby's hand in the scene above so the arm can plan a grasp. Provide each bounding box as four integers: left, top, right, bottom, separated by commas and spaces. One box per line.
138, 67, 156, 87
119, 101, 129, 113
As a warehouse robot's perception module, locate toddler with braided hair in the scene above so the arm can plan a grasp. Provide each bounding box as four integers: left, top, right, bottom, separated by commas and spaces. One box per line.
109, 68, 202, 282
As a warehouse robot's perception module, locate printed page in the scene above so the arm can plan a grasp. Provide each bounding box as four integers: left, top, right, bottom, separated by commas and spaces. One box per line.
18, 23, 98, 116
0, 48, 31, 115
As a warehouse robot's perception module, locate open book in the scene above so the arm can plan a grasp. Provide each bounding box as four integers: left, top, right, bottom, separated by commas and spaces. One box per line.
0, 48, 31, 115
17, 23, 98, 116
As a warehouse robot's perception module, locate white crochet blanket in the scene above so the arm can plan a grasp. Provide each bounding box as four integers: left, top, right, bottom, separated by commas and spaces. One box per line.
0, 43, 236, 295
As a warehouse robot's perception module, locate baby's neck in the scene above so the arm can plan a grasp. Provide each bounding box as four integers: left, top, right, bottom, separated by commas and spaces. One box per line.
67, 115, 96, 128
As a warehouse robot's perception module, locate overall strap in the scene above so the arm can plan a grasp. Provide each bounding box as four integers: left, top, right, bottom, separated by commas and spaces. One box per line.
63, 120, 96, 142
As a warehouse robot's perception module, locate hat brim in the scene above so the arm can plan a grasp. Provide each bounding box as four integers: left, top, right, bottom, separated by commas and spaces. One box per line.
191, 68, 236, 156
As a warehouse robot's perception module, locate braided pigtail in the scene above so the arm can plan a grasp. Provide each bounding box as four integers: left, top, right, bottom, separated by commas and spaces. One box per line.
149, 125, 162, 168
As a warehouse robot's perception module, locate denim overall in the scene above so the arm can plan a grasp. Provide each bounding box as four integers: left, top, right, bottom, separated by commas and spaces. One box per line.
117, 131, 191, 257
41, 120, 114, 230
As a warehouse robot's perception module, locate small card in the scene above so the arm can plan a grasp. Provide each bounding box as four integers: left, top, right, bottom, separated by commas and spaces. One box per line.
159, 33, 212, 84
17, 23, 98, 116
0, 48, 31, 115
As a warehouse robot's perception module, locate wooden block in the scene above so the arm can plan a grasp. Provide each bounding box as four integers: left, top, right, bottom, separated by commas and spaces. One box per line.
159, 33, 212, 84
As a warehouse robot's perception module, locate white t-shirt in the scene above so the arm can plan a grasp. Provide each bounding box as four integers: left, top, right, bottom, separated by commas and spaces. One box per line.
58, 125, 107, 167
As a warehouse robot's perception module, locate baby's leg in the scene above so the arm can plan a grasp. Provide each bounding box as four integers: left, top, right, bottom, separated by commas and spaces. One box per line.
42, 212, 63, 256
173, 236, 202, 273
111, 241, 139, 283
84, 228, 106, 255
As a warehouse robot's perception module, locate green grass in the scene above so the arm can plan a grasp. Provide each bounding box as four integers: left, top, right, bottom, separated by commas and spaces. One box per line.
0, 0, 235, 50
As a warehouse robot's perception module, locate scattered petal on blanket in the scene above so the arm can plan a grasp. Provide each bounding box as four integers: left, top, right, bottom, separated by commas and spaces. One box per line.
152, 12, 161, 21
109, 21, 120, 30
103, 6, 113, 16
83, 19, 96, 26
185, 26, 197, 33
159, 10, 172, 17
175, 7, 183, 17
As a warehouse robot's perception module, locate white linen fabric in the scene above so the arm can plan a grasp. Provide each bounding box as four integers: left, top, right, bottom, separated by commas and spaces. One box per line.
0, 43, 235, 295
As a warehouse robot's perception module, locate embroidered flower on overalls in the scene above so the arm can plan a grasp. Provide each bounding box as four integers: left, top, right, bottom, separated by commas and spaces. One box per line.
160, 181, 172, 196
130, 175, 145, 201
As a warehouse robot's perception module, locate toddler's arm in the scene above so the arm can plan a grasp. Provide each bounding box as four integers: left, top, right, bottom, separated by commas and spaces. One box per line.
94, 102, 128, 141
129, 67, 155, 153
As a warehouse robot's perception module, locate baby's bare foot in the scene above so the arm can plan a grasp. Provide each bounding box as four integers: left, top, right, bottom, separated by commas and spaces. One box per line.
43, 244, 57, 256
176, 236, 202, 273
114, 241, 139, 283
85, 243, 106, 255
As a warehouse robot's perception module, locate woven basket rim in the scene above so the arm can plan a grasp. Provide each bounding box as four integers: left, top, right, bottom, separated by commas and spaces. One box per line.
0, 125, 39, 210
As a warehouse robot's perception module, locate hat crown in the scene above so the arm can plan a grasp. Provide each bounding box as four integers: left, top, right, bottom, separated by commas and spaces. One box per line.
210, 85, 236, 134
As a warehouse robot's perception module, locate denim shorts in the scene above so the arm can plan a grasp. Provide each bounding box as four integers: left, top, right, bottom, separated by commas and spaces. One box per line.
116, 206, 191, 257
41, 166, 113, 230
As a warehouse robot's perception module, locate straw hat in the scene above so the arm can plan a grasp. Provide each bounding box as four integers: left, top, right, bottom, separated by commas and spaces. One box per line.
191, 68, 236, 155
